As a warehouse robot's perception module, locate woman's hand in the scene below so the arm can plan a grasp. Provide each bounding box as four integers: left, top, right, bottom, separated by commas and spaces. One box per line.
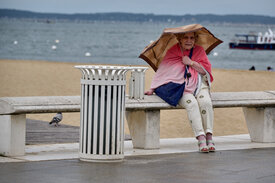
144, 89, 154, 95
182, 56, 192, 65
182, 56, 206, 75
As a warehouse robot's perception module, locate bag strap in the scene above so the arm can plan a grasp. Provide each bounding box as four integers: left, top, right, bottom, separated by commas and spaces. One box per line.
183, 47, 193, 79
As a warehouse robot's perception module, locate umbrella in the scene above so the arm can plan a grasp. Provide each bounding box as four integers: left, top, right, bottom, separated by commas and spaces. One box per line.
139, 24, 223, 71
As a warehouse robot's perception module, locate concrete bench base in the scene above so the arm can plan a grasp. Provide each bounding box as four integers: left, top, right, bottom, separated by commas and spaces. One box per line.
0, 114, 26, 156
243, 107, 275, 142
126, 110, 160, 149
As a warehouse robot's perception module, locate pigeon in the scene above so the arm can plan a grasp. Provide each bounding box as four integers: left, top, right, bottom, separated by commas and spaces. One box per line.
49, 112, 63, 127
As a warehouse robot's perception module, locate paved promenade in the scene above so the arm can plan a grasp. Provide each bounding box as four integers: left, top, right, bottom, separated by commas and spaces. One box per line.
1, 120, 275, 182
1, 147, 275, 183
1, 134, 275, 183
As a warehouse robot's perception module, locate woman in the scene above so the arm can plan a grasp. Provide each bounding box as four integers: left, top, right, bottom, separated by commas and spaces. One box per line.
145, 31, 215, 153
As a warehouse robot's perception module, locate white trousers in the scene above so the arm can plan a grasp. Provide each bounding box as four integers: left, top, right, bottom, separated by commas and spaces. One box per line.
178, 79, 214, 137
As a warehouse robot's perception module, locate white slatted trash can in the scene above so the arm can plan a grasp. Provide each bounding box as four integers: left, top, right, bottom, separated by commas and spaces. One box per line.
75, 65, 132, 162
129, 67, 148, 99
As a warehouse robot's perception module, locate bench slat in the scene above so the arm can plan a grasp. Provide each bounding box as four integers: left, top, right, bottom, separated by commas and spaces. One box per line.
126, 91, 275, 109
1, 91, 275, 114
0, 96, 81, 114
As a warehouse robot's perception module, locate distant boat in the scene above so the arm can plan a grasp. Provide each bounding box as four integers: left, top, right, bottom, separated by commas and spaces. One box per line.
229, 29, 275, 50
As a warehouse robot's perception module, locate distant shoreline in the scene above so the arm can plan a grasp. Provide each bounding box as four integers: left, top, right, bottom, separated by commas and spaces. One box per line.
2, 17, 275, 27
1, 9, 275, 25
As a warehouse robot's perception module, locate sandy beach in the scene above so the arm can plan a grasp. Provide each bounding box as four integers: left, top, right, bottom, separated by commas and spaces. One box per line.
1, 59, 275, 138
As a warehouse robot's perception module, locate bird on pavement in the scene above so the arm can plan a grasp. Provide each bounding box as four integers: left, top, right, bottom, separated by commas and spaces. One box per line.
49, 112, 63, 127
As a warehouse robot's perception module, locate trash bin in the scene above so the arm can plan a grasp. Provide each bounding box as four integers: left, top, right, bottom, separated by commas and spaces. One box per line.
129, 67, 148, 100
75, 65, 132, 162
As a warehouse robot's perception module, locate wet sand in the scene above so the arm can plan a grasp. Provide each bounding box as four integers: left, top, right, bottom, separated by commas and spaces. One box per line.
1, 59, 275, 138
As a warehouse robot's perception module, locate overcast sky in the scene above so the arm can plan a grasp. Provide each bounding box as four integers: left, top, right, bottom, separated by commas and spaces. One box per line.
1, 0, 275, 17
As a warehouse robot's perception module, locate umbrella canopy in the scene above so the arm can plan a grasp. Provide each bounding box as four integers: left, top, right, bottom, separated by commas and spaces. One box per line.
139, 24, 223, 71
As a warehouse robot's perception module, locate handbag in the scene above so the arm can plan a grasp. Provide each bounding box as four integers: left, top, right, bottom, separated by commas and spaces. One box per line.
154, 47, 193, 106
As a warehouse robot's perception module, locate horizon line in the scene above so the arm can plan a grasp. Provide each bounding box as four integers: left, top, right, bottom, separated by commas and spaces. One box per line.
1, 8, 275, 18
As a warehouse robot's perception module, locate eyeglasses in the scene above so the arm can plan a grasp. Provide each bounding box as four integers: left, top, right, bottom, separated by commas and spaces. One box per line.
182, 36, 195, 41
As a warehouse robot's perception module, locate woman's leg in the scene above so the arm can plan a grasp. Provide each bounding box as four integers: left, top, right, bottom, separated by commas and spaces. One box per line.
178, 93, 205, 137
196, 88, 215, 151
196, 88, 214, 134
179, 94, 208, 152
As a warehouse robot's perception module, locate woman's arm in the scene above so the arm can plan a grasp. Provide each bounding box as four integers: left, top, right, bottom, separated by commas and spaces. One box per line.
144, 88, 154, 95
182, 56, 206, 75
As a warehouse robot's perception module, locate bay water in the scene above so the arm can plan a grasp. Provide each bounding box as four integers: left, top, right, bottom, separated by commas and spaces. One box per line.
0, 18, 274, 71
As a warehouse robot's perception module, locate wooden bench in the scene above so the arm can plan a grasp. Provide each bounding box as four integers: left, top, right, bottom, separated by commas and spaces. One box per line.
1, 91, 275, 156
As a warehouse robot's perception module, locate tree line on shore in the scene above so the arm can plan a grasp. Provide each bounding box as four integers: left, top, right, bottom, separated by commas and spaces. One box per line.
1, 9, 275, 24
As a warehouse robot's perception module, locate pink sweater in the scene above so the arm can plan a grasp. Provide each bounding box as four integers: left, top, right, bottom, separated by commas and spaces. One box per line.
150, 44, 213, 94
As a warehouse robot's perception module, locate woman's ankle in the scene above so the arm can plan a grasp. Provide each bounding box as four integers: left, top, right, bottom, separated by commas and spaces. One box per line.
197, 134, 206, 141
197, 135, 209, 152
206, 133, 213, 141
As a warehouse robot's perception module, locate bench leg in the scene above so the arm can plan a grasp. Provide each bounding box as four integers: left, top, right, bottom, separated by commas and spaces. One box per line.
0, 114, 26, 156
126, 110, 160, 149
243, 107, 275, 142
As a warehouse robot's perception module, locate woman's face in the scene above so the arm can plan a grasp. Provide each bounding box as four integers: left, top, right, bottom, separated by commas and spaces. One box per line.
180, 32, 195, 50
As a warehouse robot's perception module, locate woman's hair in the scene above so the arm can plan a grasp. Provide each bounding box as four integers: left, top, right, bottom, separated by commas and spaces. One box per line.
176, 32, 198, 42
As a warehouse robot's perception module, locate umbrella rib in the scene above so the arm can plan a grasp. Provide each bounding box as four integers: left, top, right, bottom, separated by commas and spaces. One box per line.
152, 45, 157, 60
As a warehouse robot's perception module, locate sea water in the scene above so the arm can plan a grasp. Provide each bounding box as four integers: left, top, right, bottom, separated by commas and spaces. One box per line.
0, 18, 274, 71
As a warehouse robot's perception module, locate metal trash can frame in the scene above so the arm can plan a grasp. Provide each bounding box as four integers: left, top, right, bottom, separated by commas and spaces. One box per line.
75, 65, 132, 162
129, 67, 148, 100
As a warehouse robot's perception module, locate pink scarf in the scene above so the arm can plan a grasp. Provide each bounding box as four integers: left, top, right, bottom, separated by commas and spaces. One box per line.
150, 44, 213, 94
